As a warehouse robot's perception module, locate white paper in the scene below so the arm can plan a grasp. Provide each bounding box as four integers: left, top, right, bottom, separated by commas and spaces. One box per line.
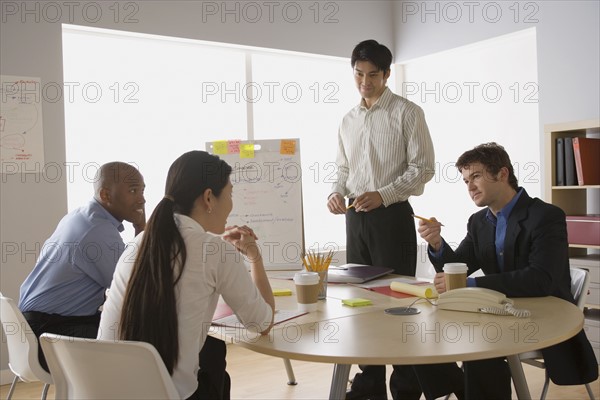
1, 75, 45, 172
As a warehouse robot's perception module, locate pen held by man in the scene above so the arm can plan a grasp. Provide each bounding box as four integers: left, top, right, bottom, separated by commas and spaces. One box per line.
346, 191, 384, 213
412, 214, 444, 226
416, 216, 444, 252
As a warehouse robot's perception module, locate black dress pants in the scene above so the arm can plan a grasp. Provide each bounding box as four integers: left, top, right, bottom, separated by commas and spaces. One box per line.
463, 358, 511, 400
346, 201, 464, 399
188, 336, 231, 400
345, 200, 417, 276
351, 364, 465, 400
23, 311, 101, 372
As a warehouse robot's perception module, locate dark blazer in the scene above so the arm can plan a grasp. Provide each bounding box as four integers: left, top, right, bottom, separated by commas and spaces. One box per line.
430, 189, 598, 385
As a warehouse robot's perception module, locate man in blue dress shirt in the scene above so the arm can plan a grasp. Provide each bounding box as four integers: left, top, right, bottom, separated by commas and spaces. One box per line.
19, 161, 146, 371
418, 143, 598, 399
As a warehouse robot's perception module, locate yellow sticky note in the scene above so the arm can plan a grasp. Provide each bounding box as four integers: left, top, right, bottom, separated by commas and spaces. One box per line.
213, 140, 228, 155
273, 288, 292, 296
240, 143, 255, 159
280, 139, 296, 155
342, 298, 372, 307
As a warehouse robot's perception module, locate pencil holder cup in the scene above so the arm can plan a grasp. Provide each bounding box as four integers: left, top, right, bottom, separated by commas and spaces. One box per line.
317, 270, 328, 299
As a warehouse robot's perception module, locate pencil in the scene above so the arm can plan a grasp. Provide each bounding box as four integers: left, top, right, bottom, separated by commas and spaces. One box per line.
412, 214, 445, 226
346, 204, 354, 209
303, 250, 335, 272
301, 255, 310, 271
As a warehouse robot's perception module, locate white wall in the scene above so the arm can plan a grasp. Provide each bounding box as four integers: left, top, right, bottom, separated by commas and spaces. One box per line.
399, 29, 540, 278
393, 0, 600, 179
0, 0, 394, 376
392, 0, 599, 278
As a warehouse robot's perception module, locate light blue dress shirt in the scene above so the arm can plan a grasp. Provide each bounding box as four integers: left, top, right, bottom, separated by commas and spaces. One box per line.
19, 199, 125, 316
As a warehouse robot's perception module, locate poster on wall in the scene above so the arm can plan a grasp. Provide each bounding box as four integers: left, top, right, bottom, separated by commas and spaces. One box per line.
1, 75, 44, 173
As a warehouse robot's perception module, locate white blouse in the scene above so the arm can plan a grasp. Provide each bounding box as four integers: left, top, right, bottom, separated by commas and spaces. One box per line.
98, 213, 273, 399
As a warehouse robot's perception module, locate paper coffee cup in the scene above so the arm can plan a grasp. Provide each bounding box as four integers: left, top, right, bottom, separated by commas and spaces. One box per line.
443, 263, 468, 291
293, 272, 320, 312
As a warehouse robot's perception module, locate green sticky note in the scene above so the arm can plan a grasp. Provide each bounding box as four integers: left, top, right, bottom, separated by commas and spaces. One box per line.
342, 298, 372, 307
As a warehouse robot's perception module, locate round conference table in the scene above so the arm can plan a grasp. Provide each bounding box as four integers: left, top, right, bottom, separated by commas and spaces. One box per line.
214, 277, 584, 400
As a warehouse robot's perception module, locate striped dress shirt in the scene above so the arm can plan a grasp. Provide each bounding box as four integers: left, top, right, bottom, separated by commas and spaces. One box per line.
332, 87, 435, 207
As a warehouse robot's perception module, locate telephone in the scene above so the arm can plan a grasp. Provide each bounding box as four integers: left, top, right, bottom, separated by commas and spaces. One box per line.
436, 287, 531, 318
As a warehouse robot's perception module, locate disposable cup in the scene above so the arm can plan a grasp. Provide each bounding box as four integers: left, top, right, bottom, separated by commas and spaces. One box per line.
443, 263, 468, 291
293, 272, 320, 312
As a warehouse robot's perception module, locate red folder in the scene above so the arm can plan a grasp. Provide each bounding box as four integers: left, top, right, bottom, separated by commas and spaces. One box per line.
369, 281, 432, 299
572, 137, 600, 185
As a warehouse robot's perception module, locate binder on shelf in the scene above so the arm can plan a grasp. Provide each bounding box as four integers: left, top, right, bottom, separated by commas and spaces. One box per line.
566, 215, 600, 246
556, 138, 565, 186
564, 137, 578, 186
573, 137, 600, 186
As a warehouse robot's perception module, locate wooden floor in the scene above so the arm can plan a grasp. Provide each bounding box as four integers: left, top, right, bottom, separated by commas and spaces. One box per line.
2, 343, 598, 399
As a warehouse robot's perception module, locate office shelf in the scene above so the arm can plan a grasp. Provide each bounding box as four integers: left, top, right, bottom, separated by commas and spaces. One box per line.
545, 119, 600, 364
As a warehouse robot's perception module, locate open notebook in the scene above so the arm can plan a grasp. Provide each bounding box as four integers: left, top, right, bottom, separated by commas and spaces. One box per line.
327, 263, 394, 284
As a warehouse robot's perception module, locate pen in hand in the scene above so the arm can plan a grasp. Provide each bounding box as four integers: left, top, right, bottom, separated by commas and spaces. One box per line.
412, 214, 445, 226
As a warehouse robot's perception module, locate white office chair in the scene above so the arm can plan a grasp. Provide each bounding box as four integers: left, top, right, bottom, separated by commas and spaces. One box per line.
0, 293, 53, 400
40, 333, 179, 400
518, 267, 596, 400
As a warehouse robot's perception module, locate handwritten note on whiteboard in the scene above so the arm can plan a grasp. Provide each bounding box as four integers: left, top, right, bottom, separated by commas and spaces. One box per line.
1, 75, 45, 173
207, 139, 303, 270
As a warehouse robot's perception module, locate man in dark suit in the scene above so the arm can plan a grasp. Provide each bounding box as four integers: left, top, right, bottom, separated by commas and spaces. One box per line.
418, 142, 598, 399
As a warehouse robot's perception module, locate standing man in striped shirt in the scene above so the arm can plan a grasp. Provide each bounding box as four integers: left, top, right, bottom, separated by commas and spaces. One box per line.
327, 40, 464, 400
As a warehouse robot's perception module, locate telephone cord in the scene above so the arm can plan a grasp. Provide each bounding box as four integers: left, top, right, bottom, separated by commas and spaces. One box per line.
480, 302, 531, 318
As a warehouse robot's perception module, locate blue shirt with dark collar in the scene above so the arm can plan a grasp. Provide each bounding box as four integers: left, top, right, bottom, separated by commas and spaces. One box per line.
430, 188, 524, 287
486, 188, 524, 271
19, 199, 125, 316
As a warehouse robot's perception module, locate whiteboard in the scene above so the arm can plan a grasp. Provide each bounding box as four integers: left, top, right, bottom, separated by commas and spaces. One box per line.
206, 139, 304, 270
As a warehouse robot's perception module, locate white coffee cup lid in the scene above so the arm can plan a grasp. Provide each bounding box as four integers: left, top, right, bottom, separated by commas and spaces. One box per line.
443, 263, 468, 274
293, 271, 319, 285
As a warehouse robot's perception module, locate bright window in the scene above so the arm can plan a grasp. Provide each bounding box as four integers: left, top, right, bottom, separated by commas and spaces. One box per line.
251, 52, 358, 250
62, 25, 358, 252
399, 28, 540, 277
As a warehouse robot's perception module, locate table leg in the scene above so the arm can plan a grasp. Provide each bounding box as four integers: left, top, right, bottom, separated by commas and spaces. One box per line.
283, 358, 297, 385
507, 354, 532, 400
329, 364, 351, 400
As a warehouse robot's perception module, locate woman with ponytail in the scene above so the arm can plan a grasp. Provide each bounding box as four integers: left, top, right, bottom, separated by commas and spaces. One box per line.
98, 151, 274, 400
